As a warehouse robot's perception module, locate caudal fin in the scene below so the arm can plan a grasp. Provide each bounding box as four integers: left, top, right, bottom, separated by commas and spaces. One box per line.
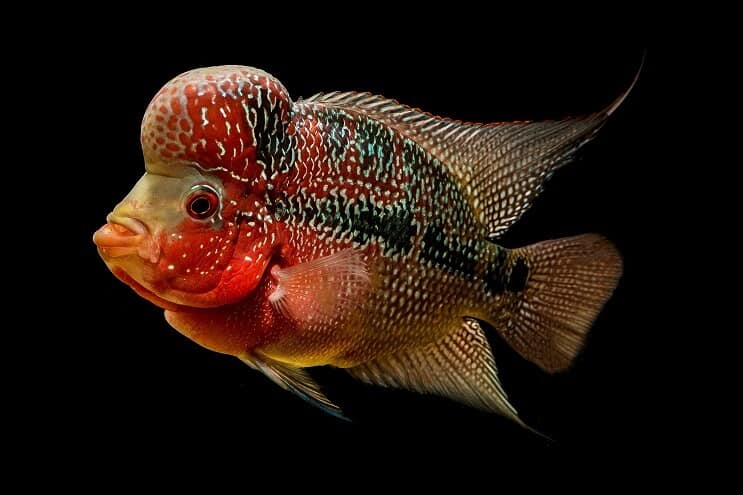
496, 234, 622, 372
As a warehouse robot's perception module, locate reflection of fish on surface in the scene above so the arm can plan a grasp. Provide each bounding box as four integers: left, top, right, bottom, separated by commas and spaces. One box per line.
94, 63, 636, 427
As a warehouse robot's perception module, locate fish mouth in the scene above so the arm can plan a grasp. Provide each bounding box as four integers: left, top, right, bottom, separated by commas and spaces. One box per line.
107, 213, 148, 236
94, 215, 160, 263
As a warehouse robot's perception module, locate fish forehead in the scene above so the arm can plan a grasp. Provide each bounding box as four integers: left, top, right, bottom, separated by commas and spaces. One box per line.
140, 65, 291, 179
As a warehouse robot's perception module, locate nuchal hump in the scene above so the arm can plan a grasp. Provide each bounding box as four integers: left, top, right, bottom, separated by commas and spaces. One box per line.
140, 65, 295, 189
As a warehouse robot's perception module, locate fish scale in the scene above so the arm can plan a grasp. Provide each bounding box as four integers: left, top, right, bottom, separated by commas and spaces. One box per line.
256, 102, 509, 366
95, 64, 633, 425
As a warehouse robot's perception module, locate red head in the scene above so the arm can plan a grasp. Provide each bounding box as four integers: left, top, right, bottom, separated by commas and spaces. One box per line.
94, 66, 293, 312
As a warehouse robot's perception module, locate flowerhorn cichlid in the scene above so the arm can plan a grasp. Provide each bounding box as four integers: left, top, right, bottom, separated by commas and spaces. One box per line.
94, 64, 636, 426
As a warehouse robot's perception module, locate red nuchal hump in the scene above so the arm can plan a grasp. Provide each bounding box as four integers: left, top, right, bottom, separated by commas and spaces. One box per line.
140, 66, 290, 176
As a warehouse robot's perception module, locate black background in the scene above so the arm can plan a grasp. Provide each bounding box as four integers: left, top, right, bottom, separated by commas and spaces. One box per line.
40, 32, 682, 477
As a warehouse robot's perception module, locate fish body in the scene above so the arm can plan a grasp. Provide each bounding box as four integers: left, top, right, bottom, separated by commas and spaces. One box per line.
94, 65, 629, 424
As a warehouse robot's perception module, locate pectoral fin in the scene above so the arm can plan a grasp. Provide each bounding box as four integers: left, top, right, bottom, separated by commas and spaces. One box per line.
242, 355, 348, 420
268, 249, 370, 329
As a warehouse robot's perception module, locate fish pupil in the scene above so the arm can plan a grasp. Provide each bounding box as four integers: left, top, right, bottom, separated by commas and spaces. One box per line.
187, 188, 219, 219
191, 197, 211, 215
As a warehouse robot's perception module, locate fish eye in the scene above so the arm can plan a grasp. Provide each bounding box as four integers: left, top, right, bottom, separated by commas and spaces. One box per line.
186, 185, 220, 220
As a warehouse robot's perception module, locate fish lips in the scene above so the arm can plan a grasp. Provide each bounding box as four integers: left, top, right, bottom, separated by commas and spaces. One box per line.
93, 215, 160, 264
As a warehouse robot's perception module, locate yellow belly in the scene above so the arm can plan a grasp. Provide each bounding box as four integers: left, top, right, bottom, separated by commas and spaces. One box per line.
256, 256, 488, 368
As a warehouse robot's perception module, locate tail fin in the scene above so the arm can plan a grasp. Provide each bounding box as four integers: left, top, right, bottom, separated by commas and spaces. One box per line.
495, 234, 622, 372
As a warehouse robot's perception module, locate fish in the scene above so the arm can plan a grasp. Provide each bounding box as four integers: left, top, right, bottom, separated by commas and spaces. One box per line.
93, 64, 633, 426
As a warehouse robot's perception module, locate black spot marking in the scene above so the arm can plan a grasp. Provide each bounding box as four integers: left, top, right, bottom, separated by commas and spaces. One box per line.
320, 111, 350, 164
350, 204, 375, 245
380, 207, 416, 255
484, 243, 508, 295
485, 247, 508, 294
291, 191, 414, 255
349, 200, 415, 255
507, 257, 529, 292
421, 224, 477, 276
251, 86, 292, 173
485, 270, 505, 294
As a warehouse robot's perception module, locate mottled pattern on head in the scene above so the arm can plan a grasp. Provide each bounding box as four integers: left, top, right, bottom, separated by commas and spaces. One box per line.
141, 65, 293, 184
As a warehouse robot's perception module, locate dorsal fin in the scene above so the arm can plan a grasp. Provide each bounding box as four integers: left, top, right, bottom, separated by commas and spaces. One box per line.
304, 67, 638, 238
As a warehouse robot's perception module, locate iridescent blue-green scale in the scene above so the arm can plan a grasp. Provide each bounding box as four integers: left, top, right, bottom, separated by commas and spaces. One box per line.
284, 106, 509, 273
275, 104, 513, 364
402, 136, 494, 280
278, 109, 423, 257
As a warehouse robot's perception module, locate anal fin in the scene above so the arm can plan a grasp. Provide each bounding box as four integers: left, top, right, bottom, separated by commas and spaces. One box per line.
347, 318, 525, 427
242, 355, 348, 421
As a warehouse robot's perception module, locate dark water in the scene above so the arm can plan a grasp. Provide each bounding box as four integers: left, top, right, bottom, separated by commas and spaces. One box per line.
41, 38, 680, 477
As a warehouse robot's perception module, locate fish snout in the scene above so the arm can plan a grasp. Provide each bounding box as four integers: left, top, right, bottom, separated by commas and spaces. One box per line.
94, 215, 159, 263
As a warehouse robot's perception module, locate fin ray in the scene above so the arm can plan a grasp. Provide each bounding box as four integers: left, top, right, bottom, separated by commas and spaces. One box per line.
269, 249, 370, 329
243, 355, 348, 420
494, 234, 623, 372
304, 70, 638, 238
347, 318, 523, 426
